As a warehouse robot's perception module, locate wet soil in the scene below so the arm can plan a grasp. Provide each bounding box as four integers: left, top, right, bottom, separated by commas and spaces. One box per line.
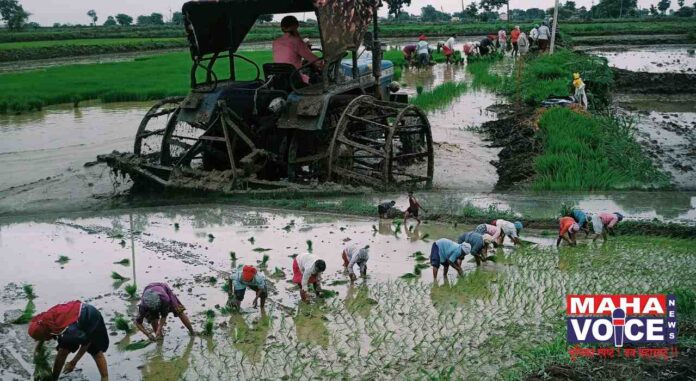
586, 45, 696, 74
573, 34, 690, 46
613, 68, 696, 94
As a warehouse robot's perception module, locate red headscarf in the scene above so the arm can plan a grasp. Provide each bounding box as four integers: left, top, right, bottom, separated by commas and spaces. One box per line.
28, 300, 81, 341
242, 265, 257, 282
418, 34, 427, 41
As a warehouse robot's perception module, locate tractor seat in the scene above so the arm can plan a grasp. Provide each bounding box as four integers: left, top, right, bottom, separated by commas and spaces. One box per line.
263, 63, 305, 92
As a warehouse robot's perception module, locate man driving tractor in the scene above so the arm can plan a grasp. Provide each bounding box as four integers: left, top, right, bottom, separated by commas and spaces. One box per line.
272, 15, 324, 84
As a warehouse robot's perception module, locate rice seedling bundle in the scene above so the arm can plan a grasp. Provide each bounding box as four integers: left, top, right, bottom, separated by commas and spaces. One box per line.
124, 340, 152, 351
111, 271, 129, 281
56, 255, 70, 264
125, 283, 137, 299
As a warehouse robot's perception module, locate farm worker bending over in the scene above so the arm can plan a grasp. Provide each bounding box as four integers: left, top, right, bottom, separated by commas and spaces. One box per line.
462, 42, 478, 58
557, 216, 580, 247
517, 32, 529, 55
457, 231, 491, 265
272, 16, 323, 83
134, 283, 195, 341
430, 238, 470, 280
570, 207, 590, 236
474, 223, 501, 246
493, 219, 523, 245
573, 73, 589, 110
590, 212, 624, 242
537, 23, 551, 52
29, 301, 110, 381
479, 35, 495, 56
378, 200, 396, 219
511, 26, 521, 57
342, 244, 370, 282
404, 190, 427, 226
228, 265, 268, 312
443, 34, 456, 64
416, 35, 430, 66
402, 44, 416, 65
293, 252, 327, 302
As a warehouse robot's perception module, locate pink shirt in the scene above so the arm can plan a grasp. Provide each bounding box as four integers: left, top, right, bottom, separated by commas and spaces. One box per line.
272, 33, 318, 70
599, 212, 619, 228
484, 224, 501, 241
498, 30, 507, 42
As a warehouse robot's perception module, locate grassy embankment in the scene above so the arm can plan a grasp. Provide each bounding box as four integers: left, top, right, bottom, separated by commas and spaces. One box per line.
0, 37, 185, 61
466, 50, 669, 191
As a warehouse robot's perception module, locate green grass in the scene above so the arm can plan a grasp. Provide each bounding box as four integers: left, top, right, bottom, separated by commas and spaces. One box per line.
0, 37, 181, 49
533, 107, 669, 190
410, 82, 468, 112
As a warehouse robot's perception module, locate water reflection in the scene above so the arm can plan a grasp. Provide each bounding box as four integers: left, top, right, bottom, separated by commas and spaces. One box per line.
228, 313, 272, 363
141, 338, 195, 381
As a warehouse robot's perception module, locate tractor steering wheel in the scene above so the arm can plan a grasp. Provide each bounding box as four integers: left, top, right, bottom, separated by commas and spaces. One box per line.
290, 50, 324, 91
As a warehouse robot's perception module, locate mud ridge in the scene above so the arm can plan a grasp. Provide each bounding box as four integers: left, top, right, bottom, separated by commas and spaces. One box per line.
613, 68, 696, 94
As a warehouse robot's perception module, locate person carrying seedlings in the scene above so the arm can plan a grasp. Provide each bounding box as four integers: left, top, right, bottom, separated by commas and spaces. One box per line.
511, 26, 521, 58
273, 15, 324, 84
492, 219, 523, 245
228, 265, 268, 312
402, 44, 417, 65
557, 216, 580, 247
457, 231, 492, 265
443, 34, 456, 64
134, 282, 195, 341
570, 207, 590, 236
590, 212, 624, 242
430, 238, 470, 279
572, 73, 589, 110
293, 252, 327, 302
28, 300, 110, 381
342, 244, 370, 282
404, 190, 427, 226
378, 200, 397, 219
416, 35, 430, 66
537, 22, 551, 52
474, 223, 501, 246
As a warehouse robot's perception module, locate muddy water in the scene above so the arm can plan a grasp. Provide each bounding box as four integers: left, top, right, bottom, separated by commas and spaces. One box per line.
586, 45, 696, 73
1, 206, 694, 380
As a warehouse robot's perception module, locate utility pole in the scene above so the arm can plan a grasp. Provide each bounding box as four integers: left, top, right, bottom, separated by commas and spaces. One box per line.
550, 0, 559, 53
507, 0, 510, 30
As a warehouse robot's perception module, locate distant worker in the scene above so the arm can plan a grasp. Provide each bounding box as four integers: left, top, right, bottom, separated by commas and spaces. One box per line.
443, 34, 456, 64
511, 26, 521, 58
402, 44, 417, 65
537, 22, 551, 52
497, 29, 507, 51
530, 24, 539, 46
590, 212, 624, 242
474, 223, 501, 246
570, 207, 590, 236
457, 231, 492, 266
29, 300, 109, 381
517, 31, 530, 55
416, 34, 430, 66
134, 282, 195, 341
492, 219, 523, 246
430, 238, 470, 280
342, 244, 369, 282
272, 16, 323, 83
557, 216, 580, 247
404, 190, 427, 226
462, 41, 479, 58
572, 73, 589, 110
378, 200, 397, 219
293, 252, 326, 302
479, 35, 495, 56
228, 265, 268, 313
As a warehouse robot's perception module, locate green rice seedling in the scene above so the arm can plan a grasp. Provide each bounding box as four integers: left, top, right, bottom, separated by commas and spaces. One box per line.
124, 340, 152, 351
203, 316, 214, 336
229, 251, 237, 261
372, 225, 377, 231
56, 255, 70, 264
306, 239, 313, 252
13, 300, 35, 324
174, 223, 180, 230
113, 258, 130, 266
33, 341, 52, 381
114, 314, 132, 333
208, 233, 215, 242
253, 248, 271, 252
23, 284, 36, 299
208, 276, 217, 284
125, 283, 137, 299
271, 267, 285, 278
221, 281, 231, 293
205, 309, 216, 319
411, 82, 468, 112
319, 289, 338, 298
400, 273, 417, 279
248, 237, 255, 244
119, 240, 126, 247
259, 254, 270, 268
421, 233, 430, 241
111, 271, 129, 281
416, 85, 423, 95
328, 279, 349, 286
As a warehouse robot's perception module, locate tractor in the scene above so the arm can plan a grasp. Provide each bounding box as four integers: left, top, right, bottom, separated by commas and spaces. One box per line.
100, 0, 434, 192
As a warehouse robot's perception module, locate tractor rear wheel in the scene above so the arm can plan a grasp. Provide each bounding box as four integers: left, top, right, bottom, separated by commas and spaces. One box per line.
327, 95, 434, 189
134, 97, 185, 160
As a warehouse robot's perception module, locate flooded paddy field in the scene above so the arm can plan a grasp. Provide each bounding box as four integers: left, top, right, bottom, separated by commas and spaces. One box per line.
581, 44, 696, 73
1, 205, 694, 380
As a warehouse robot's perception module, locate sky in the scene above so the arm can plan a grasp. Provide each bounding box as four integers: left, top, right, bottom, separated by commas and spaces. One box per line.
21, 0, 675, 26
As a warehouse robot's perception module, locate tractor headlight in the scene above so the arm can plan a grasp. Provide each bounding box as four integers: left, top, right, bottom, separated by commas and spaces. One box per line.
388, 81, 400, 93
268, 97, 286, 114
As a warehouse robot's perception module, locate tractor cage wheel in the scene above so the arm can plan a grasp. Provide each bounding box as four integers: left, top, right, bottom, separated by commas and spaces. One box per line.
328, 95, 434, 190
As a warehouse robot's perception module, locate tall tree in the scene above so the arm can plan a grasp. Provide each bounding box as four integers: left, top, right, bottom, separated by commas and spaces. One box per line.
257, 14, 273, 23
592, 0, 638, 18
420, 4, 451, 22
149, 13, 164, 25
657, 0, 671, 13
103, 15, 117, 26
87, 9, 97, 26
171, 11, 183, 25
564, 1, 577, 11
0, 0, 30, 30
115, 13, 133, 26
479, 0, 507, 12
464, 2, 479, 19
649, 4, 659, 14
677, 0, 684, 6
385, 0, 411, 18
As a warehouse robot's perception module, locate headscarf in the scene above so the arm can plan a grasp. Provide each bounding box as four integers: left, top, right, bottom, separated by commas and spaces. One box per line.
460, 242, 472, 255
141, 290, 161, 311
570, 223, 580, 233
418, 34, 427, 41
614, 212, 624, 222
28, 300, 82, 341
514, 221, 523, 231
242, 265, 257, 282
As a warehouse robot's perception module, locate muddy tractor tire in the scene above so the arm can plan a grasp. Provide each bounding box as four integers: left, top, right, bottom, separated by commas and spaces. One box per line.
134, 97, 185, 160
327, 95, 434, 189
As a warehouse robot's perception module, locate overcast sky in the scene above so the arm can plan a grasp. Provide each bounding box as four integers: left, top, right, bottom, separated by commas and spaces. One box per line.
22, 0, 674, 26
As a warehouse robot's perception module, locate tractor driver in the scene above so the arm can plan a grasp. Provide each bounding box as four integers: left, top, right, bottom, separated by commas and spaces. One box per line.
272, 16, 324, 84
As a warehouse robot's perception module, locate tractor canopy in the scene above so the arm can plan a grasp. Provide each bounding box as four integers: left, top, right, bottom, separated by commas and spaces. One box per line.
182, 0, 375, 62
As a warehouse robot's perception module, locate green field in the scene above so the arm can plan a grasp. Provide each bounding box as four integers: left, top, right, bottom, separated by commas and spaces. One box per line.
0, 37, 181, 49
